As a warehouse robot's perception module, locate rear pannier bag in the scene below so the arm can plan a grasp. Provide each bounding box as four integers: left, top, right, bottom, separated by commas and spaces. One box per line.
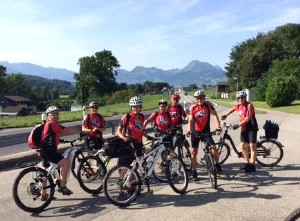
103, 138, 134, 158
263, 120, 279, 139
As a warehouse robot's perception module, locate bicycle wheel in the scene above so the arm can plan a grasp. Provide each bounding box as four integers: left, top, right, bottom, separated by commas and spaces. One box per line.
152, 150, 169, 183
205, 153, 217, 189
215, 142, 230, 164
12, 167, 55, 213
103, 164, 141, 207
166, 156, 188, 194
176, 142, 192, 171
77, 155, 107, 194
256, 139, 284, 167
71, 148, 94, 178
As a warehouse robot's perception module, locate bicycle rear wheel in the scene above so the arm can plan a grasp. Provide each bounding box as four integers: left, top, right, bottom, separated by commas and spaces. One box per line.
166, 156, 188, 194
205, 153, 217, 189
152, 150, 169, 183
12, 167, 55, 213
77, 155, 107, 194
103, 165, 141, 207
215, 142, 230, 164
71, 148, 94, 178
256, 139, 284, 167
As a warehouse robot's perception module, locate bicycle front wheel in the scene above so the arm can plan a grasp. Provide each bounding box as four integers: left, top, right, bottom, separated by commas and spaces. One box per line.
77, 155, 107, 194
103, 165, 141, 207
256, 139, 284, 167
166, 156, 188, 194
205, 153, 217, 189
152, 150, 169, 183
71, 149, 94, 178
215, 142, 230, 164
12, 167, 55, 213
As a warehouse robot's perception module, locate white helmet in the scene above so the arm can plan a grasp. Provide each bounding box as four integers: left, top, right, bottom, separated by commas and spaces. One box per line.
194, 90, 205, 98
236, 90, 247, 99
45, 106, 60, 115
129, 96, 143, 106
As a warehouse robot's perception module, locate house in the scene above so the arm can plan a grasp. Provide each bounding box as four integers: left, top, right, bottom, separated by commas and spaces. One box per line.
0, 95, 33, 117
217, 82, 229, 93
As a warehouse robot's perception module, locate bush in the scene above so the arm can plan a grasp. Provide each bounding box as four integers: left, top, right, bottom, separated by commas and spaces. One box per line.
266, 75, 298, 107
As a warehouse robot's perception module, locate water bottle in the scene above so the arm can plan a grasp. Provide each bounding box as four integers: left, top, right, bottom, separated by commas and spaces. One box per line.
41, 113, 47, 124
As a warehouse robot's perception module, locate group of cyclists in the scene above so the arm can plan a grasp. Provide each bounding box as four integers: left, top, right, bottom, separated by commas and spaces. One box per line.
38, 89, 258, 198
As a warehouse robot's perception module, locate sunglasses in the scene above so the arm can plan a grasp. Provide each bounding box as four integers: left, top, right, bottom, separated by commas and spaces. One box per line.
160, 105, 167, 108
91, 107, 99, 109
196, 97, 205, 100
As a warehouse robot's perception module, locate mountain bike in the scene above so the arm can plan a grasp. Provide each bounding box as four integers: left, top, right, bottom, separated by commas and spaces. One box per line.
187, 131, 218, 189
171, 125, 192, 171
103, 133, 189, 207
216, 121, 284, 167
12, 137, 102, 213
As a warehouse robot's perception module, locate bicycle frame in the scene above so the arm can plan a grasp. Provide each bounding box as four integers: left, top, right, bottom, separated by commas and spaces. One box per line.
218, 123, 242, 157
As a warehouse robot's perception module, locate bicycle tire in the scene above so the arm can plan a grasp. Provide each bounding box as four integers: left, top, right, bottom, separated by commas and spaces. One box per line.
103, 164, 141, 207
284, 208, 300, 221
77, 155, 107, 194
256, 139, 284, 167
166, 156, 188, 194
215, 142, 230, 164
176, 142, 192, 171
12, 167, 55, 213
205, 153, 217, 189
71, 148, 95, 178
152, 150, 169, 183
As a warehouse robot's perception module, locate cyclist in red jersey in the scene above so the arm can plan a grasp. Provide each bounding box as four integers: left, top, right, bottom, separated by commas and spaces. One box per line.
82, 101, 106, 150
168, 93, 187, 126
117, 96, 145, 166
221, 90, 258, 172
144, 99, 173, 134
187, 90, 222, 181
40, 106, 83, 197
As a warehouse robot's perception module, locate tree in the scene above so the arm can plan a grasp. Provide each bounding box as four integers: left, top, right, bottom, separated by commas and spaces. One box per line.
4, 73, 31, 95
76, 50, 120, 103
0, 65, 7, 93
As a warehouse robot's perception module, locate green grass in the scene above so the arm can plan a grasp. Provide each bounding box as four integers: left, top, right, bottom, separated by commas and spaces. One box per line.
0, 94, 171, 129
212, 99, 300, 114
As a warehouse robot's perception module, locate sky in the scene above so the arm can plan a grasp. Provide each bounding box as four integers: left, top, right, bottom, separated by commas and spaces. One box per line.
1, 0, 300, 72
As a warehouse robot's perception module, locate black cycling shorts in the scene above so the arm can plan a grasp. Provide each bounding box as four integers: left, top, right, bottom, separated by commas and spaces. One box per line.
40, 148, 64, 168
240, 130, 257, 144
191, 132, 215, 148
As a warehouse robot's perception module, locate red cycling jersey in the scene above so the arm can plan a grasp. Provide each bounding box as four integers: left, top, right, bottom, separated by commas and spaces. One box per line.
168, 104, 186, 126
189, 101, 215, 132
119, 113, 144, 143
41, 120, 65, 149
82, 113, 106, 138
148, 112, 172, 132
234, 101, 255, 131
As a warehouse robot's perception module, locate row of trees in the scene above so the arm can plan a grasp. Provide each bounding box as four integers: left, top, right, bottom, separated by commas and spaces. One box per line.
225, 23, 300, 107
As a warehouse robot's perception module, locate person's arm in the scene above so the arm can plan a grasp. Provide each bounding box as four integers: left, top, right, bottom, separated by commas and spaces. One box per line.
63, 127, 81, 135
211, 109, 221, 129
187, 114, 193, 134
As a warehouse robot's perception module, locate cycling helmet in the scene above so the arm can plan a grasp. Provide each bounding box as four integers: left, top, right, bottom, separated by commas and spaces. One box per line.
89, 101, 99, 108
129, 96, 143, 106
194, 90, 205, 98
236, 90, 247, 99
45, 106, 60, 115
158, 99, 168, 106
171, 94, 180, 101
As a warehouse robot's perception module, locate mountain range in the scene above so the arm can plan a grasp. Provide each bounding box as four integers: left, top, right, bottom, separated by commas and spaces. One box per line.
0, 60, 227, 86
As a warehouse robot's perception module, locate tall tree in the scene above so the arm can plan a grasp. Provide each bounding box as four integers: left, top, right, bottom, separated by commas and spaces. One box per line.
0, 65, 7, 93
4, 73, 31, 95
76, 50, 120, 103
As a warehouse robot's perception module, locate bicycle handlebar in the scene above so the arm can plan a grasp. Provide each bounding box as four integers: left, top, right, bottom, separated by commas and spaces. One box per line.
59, 137, 82, 146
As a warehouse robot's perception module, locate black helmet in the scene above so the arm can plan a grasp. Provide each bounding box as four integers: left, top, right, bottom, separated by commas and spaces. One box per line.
89, 101, 99, 108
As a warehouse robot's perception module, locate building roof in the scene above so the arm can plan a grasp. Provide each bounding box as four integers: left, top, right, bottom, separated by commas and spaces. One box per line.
2, 105, 25, 113
217, 82, 229, 86
4, 95, 31, 102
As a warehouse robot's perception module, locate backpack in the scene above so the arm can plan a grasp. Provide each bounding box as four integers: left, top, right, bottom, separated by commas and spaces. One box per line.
28, 124, 45, 149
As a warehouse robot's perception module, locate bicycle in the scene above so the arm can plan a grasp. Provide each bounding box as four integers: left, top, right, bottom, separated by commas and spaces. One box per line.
186, 130, 218, 189
216, 121, 284, 167
103, 133, 189, 207
171, 125, 192, 171
12, 137, 103, 213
